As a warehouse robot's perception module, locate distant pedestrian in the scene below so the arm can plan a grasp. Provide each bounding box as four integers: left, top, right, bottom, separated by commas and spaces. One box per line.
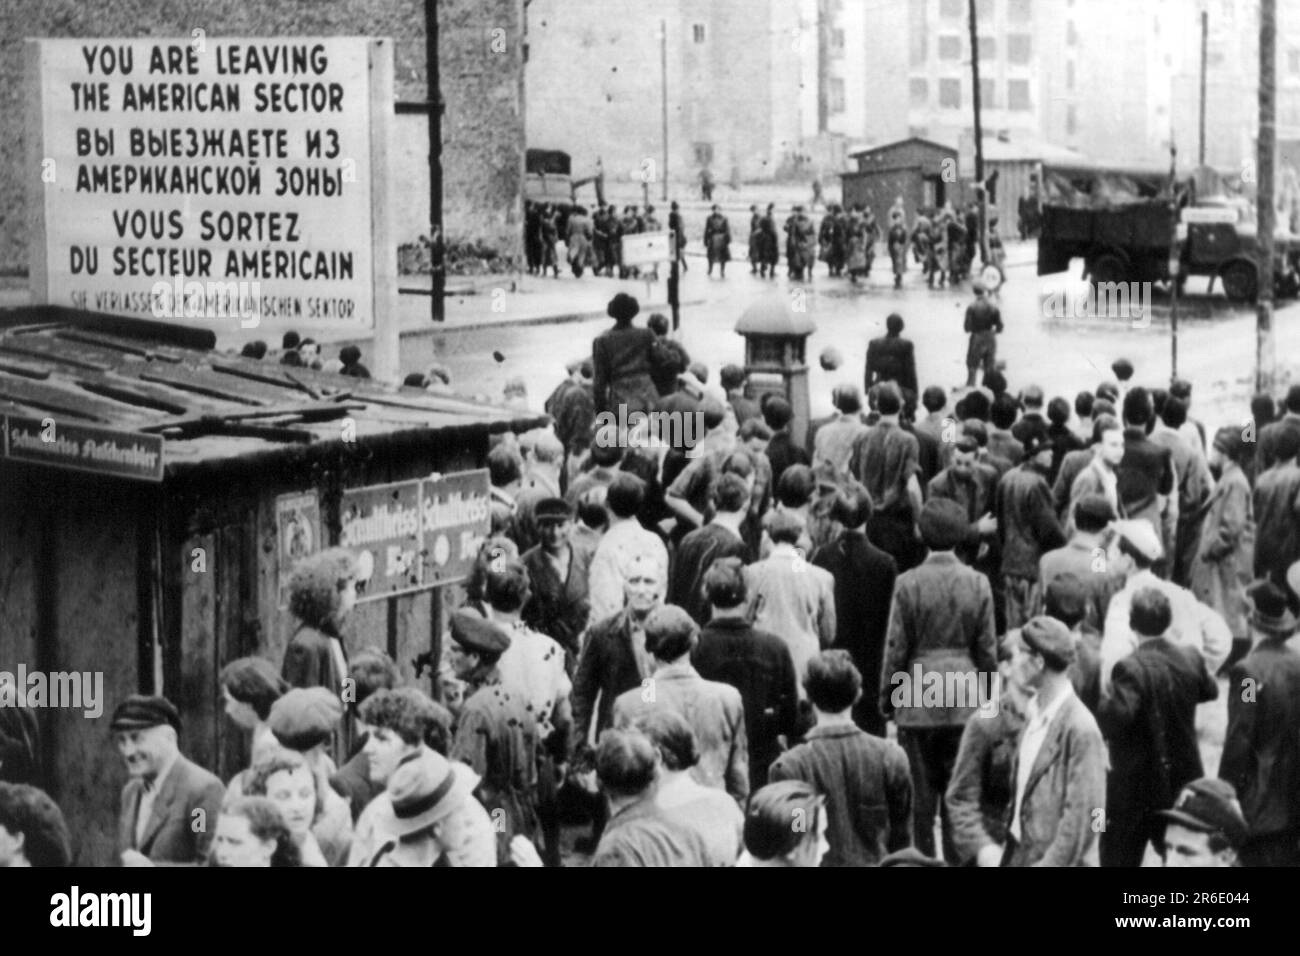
704, 205, 732, 278
963, 282, 1003, 388
591, 293, 658, 415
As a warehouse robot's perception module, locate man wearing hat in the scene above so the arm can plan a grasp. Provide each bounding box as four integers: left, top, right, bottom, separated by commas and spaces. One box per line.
521, 496, 595, 666
591, 293, 657, 416
1002, 616, 1106, 866
446, 609, 542, 865
703, 204, 731, 277
1219, 579, 1300, 866
963, 281, 1003, 388
1100, 518, 1231, 696
1159, 778, 1249, 867
997, 433, 1067, 630
881, 497, 998, 862
1098, 588, 1217, 867
356, 747, 497, 867
612, 605, 748, 804
112, 695, 224, 866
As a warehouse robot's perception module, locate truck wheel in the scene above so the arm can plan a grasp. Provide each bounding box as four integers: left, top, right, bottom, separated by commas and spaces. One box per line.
1087, 253, 1126, 287
1220, 261, 1257, 303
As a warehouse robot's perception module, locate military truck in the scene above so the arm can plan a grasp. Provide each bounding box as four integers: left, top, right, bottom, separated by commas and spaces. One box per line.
1036, 164, 1300, 303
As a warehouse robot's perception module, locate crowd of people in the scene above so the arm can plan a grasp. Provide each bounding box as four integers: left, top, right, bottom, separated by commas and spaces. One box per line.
523, 195, 1007, 291
5, 289, 1300, 869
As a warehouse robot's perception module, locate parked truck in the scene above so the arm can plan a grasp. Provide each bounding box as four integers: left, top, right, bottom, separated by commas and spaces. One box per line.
1036, 164, 1300, 303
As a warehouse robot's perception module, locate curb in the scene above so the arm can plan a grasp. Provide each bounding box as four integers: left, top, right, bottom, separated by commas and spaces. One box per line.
414, 299, 707, 335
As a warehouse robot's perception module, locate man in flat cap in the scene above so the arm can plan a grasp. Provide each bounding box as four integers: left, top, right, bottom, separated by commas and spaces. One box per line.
1099, 588, 1217, 867
1100, 519, 1231, 696
446, 609, 542, 865
520, 496, 594, 667
113, 695, 224, 866
1218, 579, 1300, 866
1002, 617, 1106, 867
1159, 778, 1248, 867
612, 605, 748, 805
881, 497, 997, 862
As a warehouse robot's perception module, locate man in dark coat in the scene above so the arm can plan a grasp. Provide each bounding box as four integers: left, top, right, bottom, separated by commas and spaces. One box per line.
881, 497, 998, 862
704, 205, 731, 277
520, 498, 595, 667
865, 313, 918, 398
1219, 580, 1300, 866
112, 696, 225, 866
592, 293, 658, 415
997, 434, 1068, 630
756, 203, 780, 278
763, 396, 810, 487
770, 650, 914, 866
668, 474, 749, 626
694, 557, 799, 792
811, 488, 898, 736
1256, 384, 1300, 474
646, 313, 690, 399
1098, 588, 1218, 867
963, 282, 1003, 387
1117, 388, 1176, 552
1252, 428, 1300, 590
668, 200, 687, 272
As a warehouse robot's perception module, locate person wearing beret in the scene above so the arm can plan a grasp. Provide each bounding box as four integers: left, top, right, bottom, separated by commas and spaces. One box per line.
113, 695, 225, 867
1098, 589, 1217, 867
446, 609, 543, 865
1189, 427, 1255, 659
591, 293, 658, 416
1001, 617, 1106, 867
1100, 520, 1231, 697
1218, 580, 1300, 866
996, 432, 1067, 631
880, 497, 997, 863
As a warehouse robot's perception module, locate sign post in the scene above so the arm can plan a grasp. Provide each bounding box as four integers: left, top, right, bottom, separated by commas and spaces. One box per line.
27, 37, 396, 378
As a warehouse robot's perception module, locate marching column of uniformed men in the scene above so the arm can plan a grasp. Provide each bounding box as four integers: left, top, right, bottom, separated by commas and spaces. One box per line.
8, 292, 1300, 868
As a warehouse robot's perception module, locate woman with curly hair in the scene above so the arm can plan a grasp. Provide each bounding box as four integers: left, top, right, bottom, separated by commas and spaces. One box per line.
282, 547, 359, 699
0, 782, 71, 866
243, 751, 335, 867
210, 797, 302, 867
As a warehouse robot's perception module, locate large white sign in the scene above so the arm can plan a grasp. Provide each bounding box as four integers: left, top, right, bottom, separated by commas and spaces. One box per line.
27, 37, 394, 337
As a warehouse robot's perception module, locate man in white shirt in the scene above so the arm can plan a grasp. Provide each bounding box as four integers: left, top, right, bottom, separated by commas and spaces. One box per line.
1099, 519, 1231, 695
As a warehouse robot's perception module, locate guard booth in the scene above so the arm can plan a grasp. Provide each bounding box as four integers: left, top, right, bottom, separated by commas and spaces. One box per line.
0, 306, 544, 865
734, 299, 815, 450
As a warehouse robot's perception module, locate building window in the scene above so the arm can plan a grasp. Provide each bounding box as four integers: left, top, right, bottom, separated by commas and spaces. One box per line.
910, 77, 929, 107
1009, 0, 1032, 21
1008, 79, 1031, 110
1066, 59, 1075, 89
939, 35, 962, 60
830, 78, 846, 114
1067, 21, 1077, 46
979, 36, 995, 60
1067, 104, 1077, 135
941, 0, 963, 17
693, 142, 714, 166
980, 78, 996, 108
692, 23, 706, 43
910, 0, 928, 67
940, 78, 962, 108
1008, 34, 1032, 64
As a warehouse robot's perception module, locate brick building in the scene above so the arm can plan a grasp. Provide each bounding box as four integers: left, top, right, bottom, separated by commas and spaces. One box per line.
0, 0, 524, 279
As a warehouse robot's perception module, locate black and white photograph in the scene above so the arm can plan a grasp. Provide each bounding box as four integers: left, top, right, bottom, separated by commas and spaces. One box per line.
0, 0, 1293, 919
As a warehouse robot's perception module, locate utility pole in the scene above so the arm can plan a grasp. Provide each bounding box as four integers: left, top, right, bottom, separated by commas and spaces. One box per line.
1199, 8, 1208, 165
1169, 141, 1180, 380
426, 0, 445, 322
660, 20, 669, 202
968, 0, 987, 264
1258, 0, 1277, 393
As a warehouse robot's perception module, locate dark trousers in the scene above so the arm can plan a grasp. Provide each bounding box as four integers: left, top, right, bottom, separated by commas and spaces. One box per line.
867, 511, 924, 573
898, 725, 965, 863
537, 752, 561, 867
1240, 832, 1300, 867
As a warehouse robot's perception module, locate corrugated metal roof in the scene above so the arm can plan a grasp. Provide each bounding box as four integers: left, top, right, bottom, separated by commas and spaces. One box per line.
0, 307, 546, 477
